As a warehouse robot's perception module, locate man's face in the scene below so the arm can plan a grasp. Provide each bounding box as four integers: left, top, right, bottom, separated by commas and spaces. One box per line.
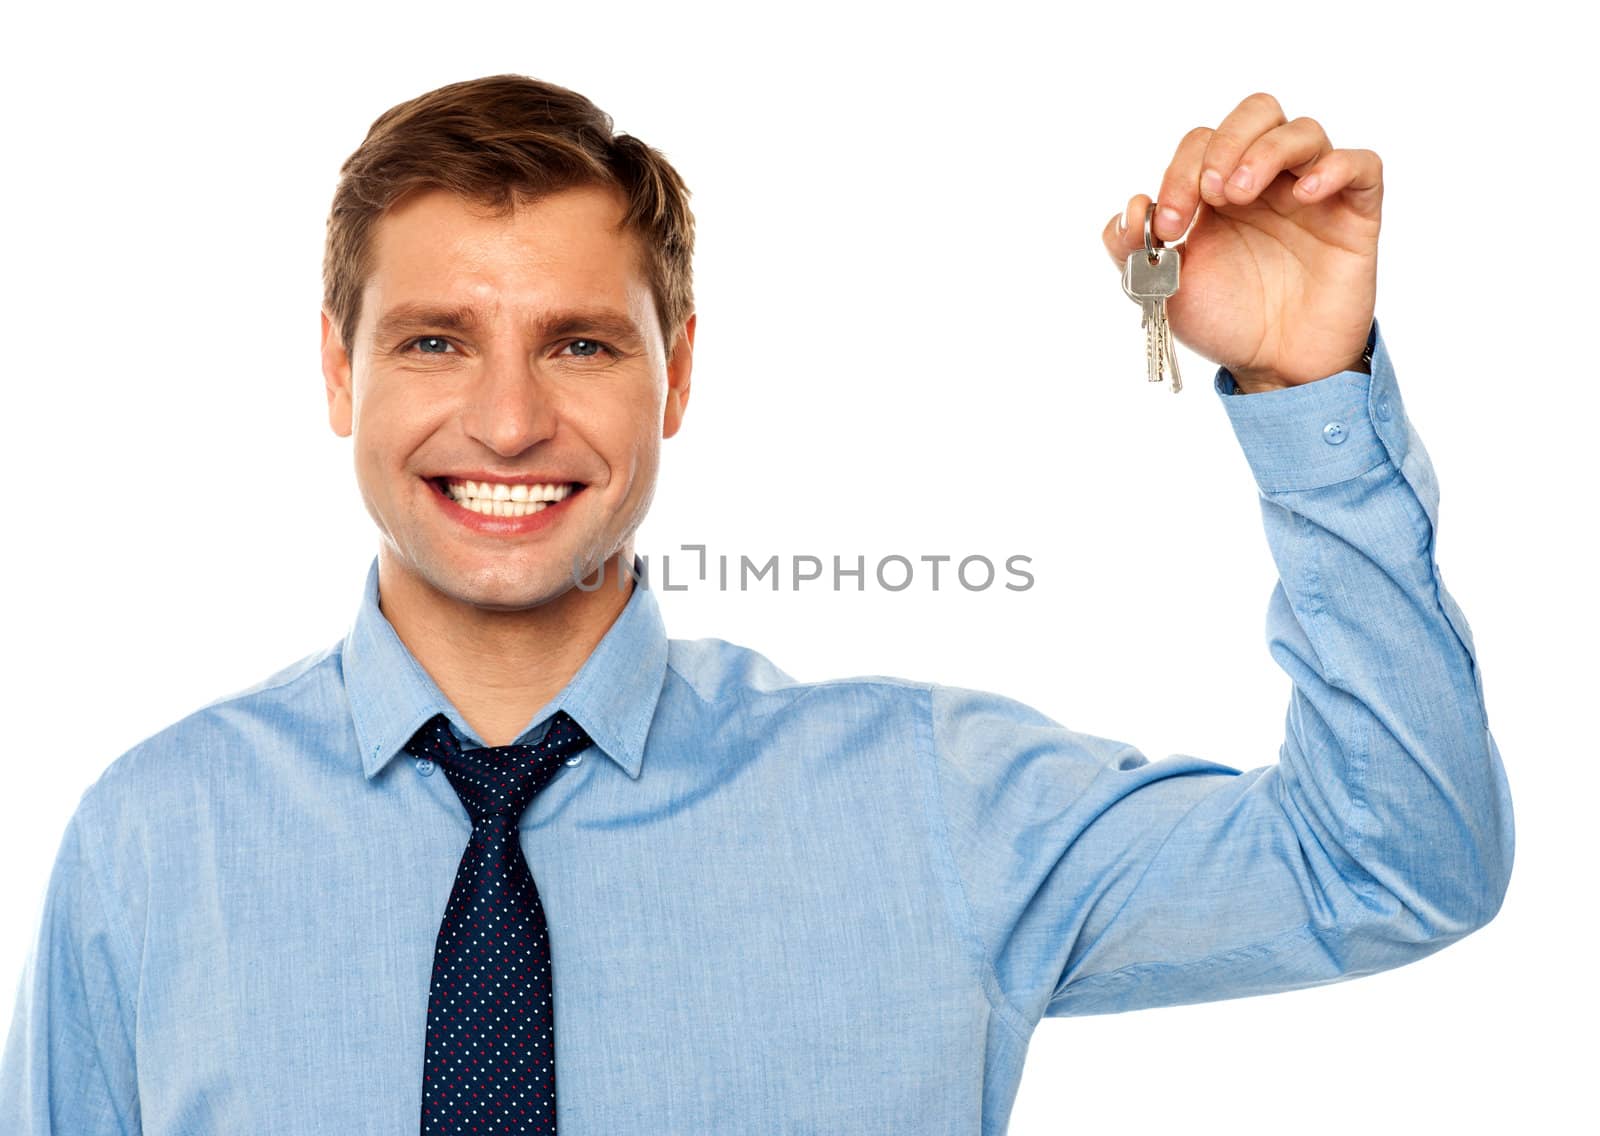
322, 184, 693, 613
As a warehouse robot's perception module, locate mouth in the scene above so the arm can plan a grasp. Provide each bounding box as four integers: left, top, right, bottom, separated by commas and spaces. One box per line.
428, 476, 585, 519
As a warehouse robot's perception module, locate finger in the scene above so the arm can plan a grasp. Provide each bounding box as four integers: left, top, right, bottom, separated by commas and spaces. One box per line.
1101, 209, 1125, 267
1291, 147, 1384, 218
1224, 116, 1334, 206
1102, 192, 1152, 267
1198, 91, 1288, 206
1152, 127, 1214, 242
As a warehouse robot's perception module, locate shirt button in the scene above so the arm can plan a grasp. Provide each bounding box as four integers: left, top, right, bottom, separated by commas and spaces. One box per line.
564, 751, 584, 767
1376, 398, 1392, 421
1322, 421, 1347, 445
416, 758, 435, 776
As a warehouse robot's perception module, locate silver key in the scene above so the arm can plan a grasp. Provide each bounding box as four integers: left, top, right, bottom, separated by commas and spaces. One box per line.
1126, 268, 1159, 382
1118, 252, 1160, 381
1156, 288, 1181, 393
1119, 205, 1184, 393
1123, 247, 1182, 392
1123, 248, 1178, 385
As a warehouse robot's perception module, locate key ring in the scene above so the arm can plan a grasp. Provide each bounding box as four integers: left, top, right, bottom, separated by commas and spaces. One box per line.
1143, 201, 1163, 264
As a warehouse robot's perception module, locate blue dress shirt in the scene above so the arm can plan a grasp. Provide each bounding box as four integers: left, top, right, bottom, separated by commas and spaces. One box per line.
0, 319, 1513, 1134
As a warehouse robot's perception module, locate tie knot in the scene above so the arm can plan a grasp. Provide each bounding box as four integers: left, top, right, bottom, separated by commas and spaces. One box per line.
403, 710, 593, 826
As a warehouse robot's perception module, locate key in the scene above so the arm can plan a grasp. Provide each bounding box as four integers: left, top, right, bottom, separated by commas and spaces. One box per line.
1122, 244, 1182, 392
1118, 254, 1160, 382
1158, 294, 1182, 393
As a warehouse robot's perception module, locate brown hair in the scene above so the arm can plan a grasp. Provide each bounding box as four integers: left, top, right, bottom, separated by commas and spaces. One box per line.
322, 73, 695, 356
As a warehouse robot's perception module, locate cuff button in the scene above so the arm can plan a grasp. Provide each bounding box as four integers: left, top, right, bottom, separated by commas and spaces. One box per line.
1322, 421, 1347, 445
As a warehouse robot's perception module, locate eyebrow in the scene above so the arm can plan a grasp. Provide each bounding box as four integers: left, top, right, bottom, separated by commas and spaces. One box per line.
372, 303, 646, 346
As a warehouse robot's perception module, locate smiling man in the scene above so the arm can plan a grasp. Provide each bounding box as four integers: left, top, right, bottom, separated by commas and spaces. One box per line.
1, 76, 1513, 1134
330, 180, 692, 748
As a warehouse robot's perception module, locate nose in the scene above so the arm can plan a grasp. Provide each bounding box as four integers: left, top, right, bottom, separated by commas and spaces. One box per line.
459, 346, 559, 458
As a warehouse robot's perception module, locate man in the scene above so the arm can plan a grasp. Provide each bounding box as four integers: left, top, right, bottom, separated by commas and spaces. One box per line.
0, 75, 1512, 1134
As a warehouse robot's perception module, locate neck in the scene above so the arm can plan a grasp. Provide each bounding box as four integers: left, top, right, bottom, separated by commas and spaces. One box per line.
377, 547, 636, 747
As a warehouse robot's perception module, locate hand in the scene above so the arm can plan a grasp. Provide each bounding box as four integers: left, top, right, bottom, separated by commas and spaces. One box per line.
1101, 92, 1382, 392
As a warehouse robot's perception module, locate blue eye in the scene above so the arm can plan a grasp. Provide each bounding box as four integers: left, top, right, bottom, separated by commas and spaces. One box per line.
397, 336, 616, 361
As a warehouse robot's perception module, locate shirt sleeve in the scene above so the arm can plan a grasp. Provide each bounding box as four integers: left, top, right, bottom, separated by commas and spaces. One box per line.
924, 317, 1514, 1030
0, 803, 142, 1134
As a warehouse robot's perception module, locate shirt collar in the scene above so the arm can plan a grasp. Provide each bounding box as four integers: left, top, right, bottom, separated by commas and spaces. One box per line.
342, 553, 667, 783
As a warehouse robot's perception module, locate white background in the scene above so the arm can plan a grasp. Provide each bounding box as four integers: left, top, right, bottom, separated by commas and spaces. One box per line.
2, 1, 1592, 1132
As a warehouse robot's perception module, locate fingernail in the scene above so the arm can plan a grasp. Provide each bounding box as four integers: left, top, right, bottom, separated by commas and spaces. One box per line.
1158, 206, 1183, 236
1116, 212, 1127, 234
1202, 169, 1223, 198
1229, 166, 1253, 191
1298, 174, 1321, 196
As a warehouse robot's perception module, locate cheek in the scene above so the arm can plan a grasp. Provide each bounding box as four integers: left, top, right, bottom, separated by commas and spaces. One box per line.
573, 390, 662, 471
354, 385, 442, 468
614, 415, 664, 483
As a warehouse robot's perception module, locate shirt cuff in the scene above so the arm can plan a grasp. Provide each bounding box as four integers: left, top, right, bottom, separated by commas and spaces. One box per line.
1211, 319, 1411, 493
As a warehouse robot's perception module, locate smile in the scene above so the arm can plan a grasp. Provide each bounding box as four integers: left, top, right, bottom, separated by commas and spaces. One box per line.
425, 476, 588, 537
435, 478, 579, 518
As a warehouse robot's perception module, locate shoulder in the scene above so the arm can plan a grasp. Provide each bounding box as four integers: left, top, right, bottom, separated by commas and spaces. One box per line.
51, 639, 344, 949
659, 632, 1073, 744
663, 632, 933, 710
78, 638, 343, 822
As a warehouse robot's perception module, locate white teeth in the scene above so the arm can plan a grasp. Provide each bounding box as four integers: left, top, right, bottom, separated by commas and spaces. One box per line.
443, 479, 576, 507
456, 498, 550, 518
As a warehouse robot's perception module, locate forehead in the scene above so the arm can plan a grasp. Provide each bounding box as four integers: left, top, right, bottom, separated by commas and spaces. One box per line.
360, 183, 651, 332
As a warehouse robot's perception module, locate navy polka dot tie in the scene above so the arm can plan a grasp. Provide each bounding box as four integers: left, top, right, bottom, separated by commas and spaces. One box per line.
404, 710, 593, 1135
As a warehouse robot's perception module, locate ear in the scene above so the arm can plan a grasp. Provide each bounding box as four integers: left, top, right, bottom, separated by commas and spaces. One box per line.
322, 310, 353, 438
661, 312, 695, 440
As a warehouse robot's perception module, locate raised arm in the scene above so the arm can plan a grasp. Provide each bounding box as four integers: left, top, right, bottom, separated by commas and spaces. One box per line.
929, 318, 1512, 1026
922, 94, 1512, 1034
